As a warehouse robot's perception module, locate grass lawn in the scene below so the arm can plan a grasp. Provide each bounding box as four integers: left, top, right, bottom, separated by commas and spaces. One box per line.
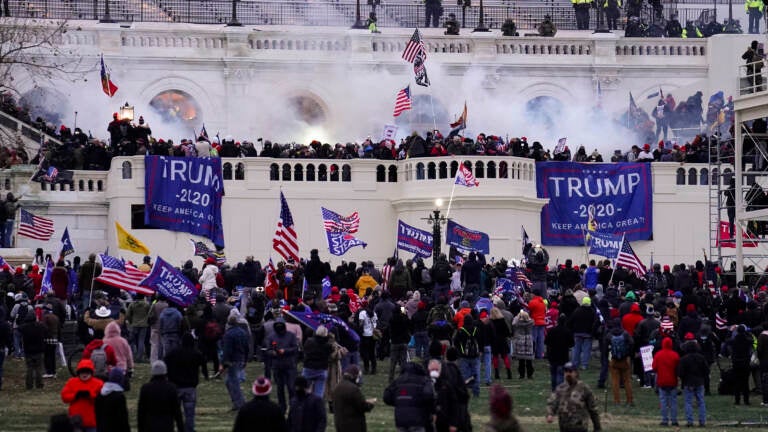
0, 356, 767, 431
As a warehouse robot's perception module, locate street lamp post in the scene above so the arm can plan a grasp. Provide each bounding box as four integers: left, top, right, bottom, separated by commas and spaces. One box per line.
351, 0, 367, 29
227, 0, 242, 26
99, 0, 115, 23
424, 199, 448, 260
473, 0, 490, 32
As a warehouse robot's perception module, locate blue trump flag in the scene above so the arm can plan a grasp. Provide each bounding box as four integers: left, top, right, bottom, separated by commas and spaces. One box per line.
495, 277, 514, 294
588, 231, 624, 258
446, 220, 490, 254
397, 220, 433, 258
325, 232, 367, 256
60, 227, 74, 258
139, 256, 199, 307
321, 276, 332, 299
284, 310, 360, 343
39, 258, 54, 297
536, 162, 653, 246
144, 156, 225, 248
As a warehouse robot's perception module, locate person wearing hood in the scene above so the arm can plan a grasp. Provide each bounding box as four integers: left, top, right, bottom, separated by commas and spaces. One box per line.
159, 303, 184, 357
95, 368, 130, 432
10, 292, 30, 358
61, 359, 104, 432
267, 320, 299, 413
621, 303, 643, 337
606, 319, 634, 406
487, 384, 524, 432
728, 324, 754, 405
103, 321, 134, 374
165, 333, 207, 432
198, 257, 219, 294
302, 325, 333, 397
332, 365, 374, 432
546, 315, 574, 391
223, 313, 252, 412
383, 362, 435, 431
513, 310, 535, 380
287, 375, 327, 432
678, 340, 708, 427
138, 360, 184, 432
653, 337, 680, 426
568, 296, 597, 370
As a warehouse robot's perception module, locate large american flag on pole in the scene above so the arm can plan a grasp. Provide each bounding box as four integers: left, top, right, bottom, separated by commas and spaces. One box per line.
273, 192, 299, 263
616, 237, 647, 279
96, 254, 154, 295
393, 86, 412, 117
321, 207, 360, 233
402, 28, 426, 63
18, 208, 55, 241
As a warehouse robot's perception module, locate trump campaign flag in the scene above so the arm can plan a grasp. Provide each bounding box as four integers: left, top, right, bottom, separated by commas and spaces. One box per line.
38, 258, 54, 298
455, 164, 479, 187
717, 221, 757, 247
587, 231, 624, 258
397, 220, 433, 258
321, 276, 332, 299
139, 256, 198, 307
326, 232, 367, 256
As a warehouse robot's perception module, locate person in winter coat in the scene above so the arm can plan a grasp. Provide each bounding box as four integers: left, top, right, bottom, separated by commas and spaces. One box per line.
302, 325, 333, 397
126, 294, 150, 363
490, 307, 513, 380
159, 304, 184, 357
95, 368, 130, 432
568, 297, 597, 370
137, 360, 184, 432
545, 315, 574, 391
454, 315, 481, 397
103, 321, 134, 373
546, 363, 601, 432
332, 365, 373, 432
606, 320, 634, 405
234, 377, 288, 432
512, 310, 535, 379
527, 293, 547, 359
428, 358, 471, 432
678, 341, 708, 427
487, 384, 524, 432
267, 320, 299, 413
383, 362, 435, 431
728, 324, 754, 405
652, 337, 680, 426
165, 333, 208, 432
148, 297, 169, 363
61, 359, 104, 432
287, 375, 326, 432
19, 311, 46, 389
198, 258, 219, 293
82, 337, 117, 381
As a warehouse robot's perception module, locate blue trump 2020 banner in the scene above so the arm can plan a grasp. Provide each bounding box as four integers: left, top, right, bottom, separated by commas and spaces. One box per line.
397, 220, 433, 258
145, 156, 225, 248
588, 231, 624, 258
536, 162, 653, 246
446, 220, 490, 254
139, 256, 198, 307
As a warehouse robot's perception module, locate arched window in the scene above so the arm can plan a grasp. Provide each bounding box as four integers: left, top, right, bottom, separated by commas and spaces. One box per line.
416, 162, 425, 180
330, 164, 340, 182
676, 168, 685, 185
700, 168, 709, 185
450, 161, 459, 177
475, 161, 485, 179
439, 162, 448, 179
235, 163, 245, 180
270, 163, 279, 181
427, 162, 437, 179
294, 164, 304, 181
388, 165, 398, 182
121, 161, 132, 179
88, 180, 94, 191
499, 161, 508, 178
282, 163, 291, 181
487, 161, 497, 178
307, 164, 316, 181
223, 162, 233, 180
688, 168, 697, 185
342, 165, 351, 182
376, 165, 386, 182
318, 164, 328, 181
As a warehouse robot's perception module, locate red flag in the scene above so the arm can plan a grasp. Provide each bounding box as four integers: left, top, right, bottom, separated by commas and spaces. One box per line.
265, 258, 279, 299
100, 56, 118, 97
717, 221, 757, 247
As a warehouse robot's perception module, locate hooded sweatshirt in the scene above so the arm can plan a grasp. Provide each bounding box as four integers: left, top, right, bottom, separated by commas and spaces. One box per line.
103, 321, 133, 370
621, 303, 643, 336
652, 337, 680, 388
61, 359, 104, 428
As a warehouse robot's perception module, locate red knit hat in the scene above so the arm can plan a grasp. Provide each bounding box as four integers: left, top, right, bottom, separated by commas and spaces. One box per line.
479, 310, 488, 319
489, 384, 512, 420
686, 304, 696, 313
684, 332, 695, 341
663, 265, 670, 272
205, 257, 216, 265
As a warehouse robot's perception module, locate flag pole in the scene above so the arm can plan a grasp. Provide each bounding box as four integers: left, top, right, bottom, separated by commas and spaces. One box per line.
429, 94, 437, 132
608, 233, 625, 288
445, 177, 458, 219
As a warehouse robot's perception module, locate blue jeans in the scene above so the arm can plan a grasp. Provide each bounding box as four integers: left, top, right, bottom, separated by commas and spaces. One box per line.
273, 367, 296, 413
532, 326, 545, 359
302, 367, 327, 397
571, 335, 592, 369
549, 363, 564, 391
13, 328, 23, 358
177, 387, 197, 432
458, 357, 480, 396
341, 350, 359, 371
413, 331, 429, 360
683, 385, 706, 425
225, 361, 246, 410
130, 327, 148, 361
659, 386, 678, 424
482, 346, 493, 384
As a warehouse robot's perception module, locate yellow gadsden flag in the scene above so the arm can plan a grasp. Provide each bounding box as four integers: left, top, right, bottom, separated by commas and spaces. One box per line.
116, 221, 150, 255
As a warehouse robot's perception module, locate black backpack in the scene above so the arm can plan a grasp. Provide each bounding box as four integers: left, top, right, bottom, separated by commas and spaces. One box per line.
459, 327, 479, 358
14, 304, 29, 326
434, 262, 452, 284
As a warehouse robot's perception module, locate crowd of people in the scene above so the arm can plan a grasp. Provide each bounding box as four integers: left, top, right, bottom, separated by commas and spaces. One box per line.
1, 242, 768, 431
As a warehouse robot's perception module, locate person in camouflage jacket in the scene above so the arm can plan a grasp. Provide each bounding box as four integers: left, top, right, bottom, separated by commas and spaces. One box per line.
546, 362, 602, 432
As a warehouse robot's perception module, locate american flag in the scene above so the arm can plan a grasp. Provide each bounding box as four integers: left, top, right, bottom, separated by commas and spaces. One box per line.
393, 86, 412, 117
715, 312, 728, 330
189, 239, 227, 265
18, 208, 55, 241
321, 207, 360, 234
455, 164, 479, 187
616, 237, 647, 279
273, 192, 299, 263
96, 254, 154, 295
659, 316, 675, 333
402, 28, 426, 63
505, 266, 532, 288
44, 167, 59, 182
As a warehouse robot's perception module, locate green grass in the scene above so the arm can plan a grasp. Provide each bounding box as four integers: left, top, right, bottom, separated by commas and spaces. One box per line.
1, 357, 767, 431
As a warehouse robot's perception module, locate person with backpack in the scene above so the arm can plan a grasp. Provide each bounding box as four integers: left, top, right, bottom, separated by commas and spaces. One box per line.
383, 362, 436, 432
102, 321, 134, 384
606, 319, 634, 406
10, 292, 30, 358
454, 315, 481, 397
159, 303, 184, 357
165, 333, 208, 432
512, 310, 535, 380
82, 335, 118, 382
388, 307, 412, 383
61, 359, 104, 432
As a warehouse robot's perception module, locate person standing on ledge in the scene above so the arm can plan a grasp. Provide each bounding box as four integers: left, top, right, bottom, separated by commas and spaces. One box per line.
425, 0, 443, 28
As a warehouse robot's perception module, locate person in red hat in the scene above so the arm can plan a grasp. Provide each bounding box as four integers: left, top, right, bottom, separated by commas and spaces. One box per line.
638, 143, 654, 162
653, 337, 680, 426
199, 257, 220, 297
678, 304, 701, 342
